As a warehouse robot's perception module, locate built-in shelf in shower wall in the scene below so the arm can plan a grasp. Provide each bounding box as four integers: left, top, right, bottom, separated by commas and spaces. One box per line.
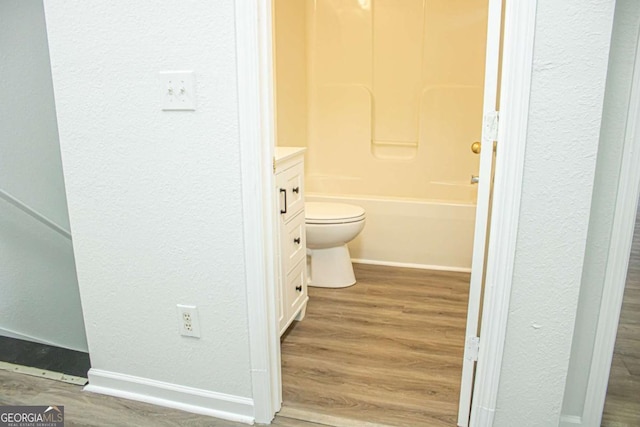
372, 0, 423, 156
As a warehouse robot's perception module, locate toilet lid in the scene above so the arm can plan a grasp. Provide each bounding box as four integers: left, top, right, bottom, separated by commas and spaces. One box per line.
305, 202, 366, 224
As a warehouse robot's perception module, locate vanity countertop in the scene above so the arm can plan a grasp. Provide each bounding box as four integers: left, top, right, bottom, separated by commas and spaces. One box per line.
274, 146, 306, 167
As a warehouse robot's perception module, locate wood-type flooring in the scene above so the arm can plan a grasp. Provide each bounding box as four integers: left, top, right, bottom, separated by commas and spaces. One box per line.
0, 264, 469, 427
5, 256, 636, 426
280, 263, 470, 426
0, 368, 322, 427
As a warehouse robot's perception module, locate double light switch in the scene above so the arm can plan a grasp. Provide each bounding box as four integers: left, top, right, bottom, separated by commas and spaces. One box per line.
160, 71, 196, 111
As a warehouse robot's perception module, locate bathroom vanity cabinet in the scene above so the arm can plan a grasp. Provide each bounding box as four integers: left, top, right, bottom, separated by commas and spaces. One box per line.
274, 147, 308, 336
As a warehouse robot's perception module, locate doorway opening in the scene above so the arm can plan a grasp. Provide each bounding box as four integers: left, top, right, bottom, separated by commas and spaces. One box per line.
270, 0, 502, 425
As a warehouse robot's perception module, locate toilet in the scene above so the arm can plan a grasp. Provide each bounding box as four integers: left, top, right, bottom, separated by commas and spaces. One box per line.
305, 202, 366, 288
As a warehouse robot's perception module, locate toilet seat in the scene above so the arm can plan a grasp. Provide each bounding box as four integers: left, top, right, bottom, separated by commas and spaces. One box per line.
305, 202, 366, 224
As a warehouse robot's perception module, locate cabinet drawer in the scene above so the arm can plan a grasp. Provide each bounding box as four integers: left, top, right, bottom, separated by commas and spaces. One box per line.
284, 259, 307, 320
281, 211, 306, 274
277, 162, 304, 222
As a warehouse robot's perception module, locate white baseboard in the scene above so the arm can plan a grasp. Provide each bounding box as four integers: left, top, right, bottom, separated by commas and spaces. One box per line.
351, 258, 472, 273
85, 369, 254, 425
472, 406, 495, 427
559, 414, 583, 426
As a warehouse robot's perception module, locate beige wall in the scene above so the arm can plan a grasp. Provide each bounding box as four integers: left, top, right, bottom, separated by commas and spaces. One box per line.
273, 0, 308, 148
275, 0, 489, 202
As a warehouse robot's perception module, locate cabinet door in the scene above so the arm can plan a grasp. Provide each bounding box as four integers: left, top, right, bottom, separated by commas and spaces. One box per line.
281, 211, 306, 275
277, 162, 304, 222
284, 259, 307, 328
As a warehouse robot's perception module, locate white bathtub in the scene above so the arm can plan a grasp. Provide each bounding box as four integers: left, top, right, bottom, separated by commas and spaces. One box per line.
306, 193, 476, 272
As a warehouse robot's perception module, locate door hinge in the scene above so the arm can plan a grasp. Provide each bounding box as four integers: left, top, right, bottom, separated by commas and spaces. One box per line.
483, 111, 499, 142
273, 157, 276, 173
465, 336, 480, 362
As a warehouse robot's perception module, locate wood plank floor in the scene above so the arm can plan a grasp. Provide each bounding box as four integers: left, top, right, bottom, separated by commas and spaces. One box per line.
280, 263, 470, 427
0, 369, 322, 427
3, 240, 636, 426
602, 204, 640, 426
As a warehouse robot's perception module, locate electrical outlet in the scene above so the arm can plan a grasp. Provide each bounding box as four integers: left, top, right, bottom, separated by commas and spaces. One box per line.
176, 304, 200, 338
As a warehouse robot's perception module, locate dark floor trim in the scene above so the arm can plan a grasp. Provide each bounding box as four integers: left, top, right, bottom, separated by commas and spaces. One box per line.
0, 336, 90, 378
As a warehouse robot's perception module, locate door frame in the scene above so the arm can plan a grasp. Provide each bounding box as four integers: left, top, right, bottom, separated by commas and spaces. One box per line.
465, 1, 538, 425
235, 1, 537, 424
235, 0, 282, 422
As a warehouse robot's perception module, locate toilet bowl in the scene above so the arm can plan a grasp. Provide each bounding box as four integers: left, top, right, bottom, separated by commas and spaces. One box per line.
305, 202, 366, 288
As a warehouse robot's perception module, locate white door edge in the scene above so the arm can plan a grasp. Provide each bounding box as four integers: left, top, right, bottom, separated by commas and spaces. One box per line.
235, 0, 281, 423
458, 0, 503, 424
468, 1, 538, 426
580, 26, 640, 427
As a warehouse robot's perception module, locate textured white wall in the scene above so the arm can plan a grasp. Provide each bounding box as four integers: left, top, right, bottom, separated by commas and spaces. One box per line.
494, 1, 616, 425
562, 0, 640, 418
0, 1, 70, 229
43, 0, 252, 398
0, 0, 86, 352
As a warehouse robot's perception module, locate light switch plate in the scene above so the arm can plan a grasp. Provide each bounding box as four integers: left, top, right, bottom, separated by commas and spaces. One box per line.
160, 71, 196, 110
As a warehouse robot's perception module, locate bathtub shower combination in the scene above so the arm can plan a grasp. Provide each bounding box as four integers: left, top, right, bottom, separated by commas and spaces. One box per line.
273, 0, 489, 271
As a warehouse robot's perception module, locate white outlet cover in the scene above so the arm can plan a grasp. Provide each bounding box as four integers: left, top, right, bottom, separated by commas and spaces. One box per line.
160, 71, 196, 111
176, 304, 201, 338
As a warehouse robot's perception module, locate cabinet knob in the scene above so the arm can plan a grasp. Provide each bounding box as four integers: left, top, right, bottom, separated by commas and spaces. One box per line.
295, 285, 302, 292
294, 237, 301, 244
292, 186, 300, 194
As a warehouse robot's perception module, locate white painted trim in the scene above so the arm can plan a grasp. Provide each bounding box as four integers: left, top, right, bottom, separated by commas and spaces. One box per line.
581, 27, 640, 427
351, 258, 471, 274
0, 188, 71, 239
559, 414, 583, 426
469, 1, 538, 426
235, 0, 280, 424
85, 369, 254, 424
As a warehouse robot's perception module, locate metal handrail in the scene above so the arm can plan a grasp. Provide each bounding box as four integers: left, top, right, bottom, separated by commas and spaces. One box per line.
0, 188, 72, 240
